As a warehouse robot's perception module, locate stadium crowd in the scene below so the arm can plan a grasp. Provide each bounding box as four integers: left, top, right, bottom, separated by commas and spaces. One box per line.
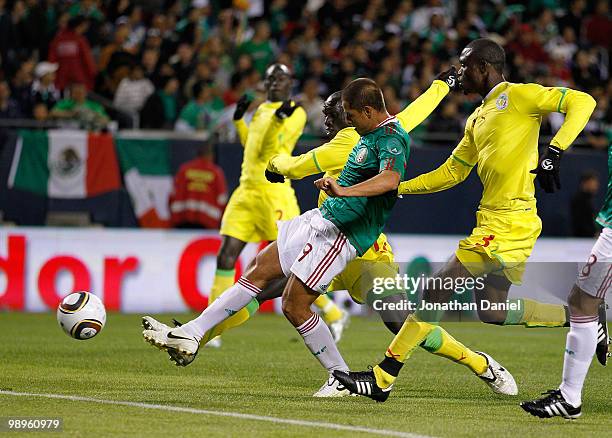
0, 0, 609, 147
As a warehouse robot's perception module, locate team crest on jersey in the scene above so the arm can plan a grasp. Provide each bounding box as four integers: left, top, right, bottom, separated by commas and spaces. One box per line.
496, 93, 508, 110
356, 147, 368, 163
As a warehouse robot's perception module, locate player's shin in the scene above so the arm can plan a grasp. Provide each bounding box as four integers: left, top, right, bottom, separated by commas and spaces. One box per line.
559, 317, 598, 407
503, 298, 568, 327
296, 312, 349, 372
209, 268, 236, 302
181, 277, 261, 342
421, 326, 487, 374
373, 314, 435, 388
199, 299, 260, 345
313, 294, 344, 325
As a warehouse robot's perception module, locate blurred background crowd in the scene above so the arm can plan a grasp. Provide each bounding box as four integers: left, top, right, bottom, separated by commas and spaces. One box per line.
0, 0, 609, 145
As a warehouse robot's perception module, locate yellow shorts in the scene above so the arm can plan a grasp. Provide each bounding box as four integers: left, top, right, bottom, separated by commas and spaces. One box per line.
220, 184, 300, 243
456, 209, 542, 285
328, 233, 401, 304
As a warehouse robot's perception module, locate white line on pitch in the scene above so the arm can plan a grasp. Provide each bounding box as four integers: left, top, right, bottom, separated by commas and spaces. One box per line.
0, 390, 431, 438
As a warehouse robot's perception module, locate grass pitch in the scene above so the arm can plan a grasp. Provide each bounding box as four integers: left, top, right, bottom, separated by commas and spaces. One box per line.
1, 312, 610, 437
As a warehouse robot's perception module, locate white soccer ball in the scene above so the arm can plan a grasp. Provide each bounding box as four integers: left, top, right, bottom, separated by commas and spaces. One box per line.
57, 291, 106, 340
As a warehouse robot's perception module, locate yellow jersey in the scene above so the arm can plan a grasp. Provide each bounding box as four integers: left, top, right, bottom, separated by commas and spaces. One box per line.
234, 101, 307, 188
400, 82, 596, 212
268, 80, 451, 206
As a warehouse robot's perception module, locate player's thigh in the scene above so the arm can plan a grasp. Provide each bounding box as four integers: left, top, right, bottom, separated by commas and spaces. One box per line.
473, 275, 512, 324
219, 187, 259, 242
422, 255, 473, 303
574, 228, 612, 309
244, 241, 284, 287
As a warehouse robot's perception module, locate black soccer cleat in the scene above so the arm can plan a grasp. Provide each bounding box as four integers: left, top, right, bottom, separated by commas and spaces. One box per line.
520, 389, 581, 419
596, 303, 610, 366
332, 368, 393, 402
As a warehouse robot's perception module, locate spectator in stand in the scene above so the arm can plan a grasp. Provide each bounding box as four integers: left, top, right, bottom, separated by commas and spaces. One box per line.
175, 80, 224, 132
557, 0, 586, 42
31, 61, 61, 111
296, 77, 324, 137
32, 101, 49, 122
141, 48, 161, 83
572, 50, 601, 91
10, 58, 34, 116
427, 100, 463, 137
585, 0, 611, 49
169, 140, 227, 230
570, 171, 600, 237
51, 82, 109, 130
140, 75, 179, 129
236, 20, 275, 76
0, 80, 23, 118
48, 15, 96, 91
98, 17, 134, 72
113, 64, 154, 116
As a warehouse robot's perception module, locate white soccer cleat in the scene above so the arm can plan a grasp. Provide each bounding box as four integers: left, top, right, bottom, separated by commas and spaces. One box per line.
476, 351, 518, 396
143, 326, 199, 357
142, 316, 171, 332
312, 374, 352, 397
329, 311, 350, 344
205, 336, 222, 348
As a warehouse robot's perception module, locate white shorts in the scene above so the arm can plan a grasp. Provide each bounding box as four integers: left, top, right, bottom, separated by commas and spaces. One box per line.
576, 227, 612, 299
277, 209, 357, 294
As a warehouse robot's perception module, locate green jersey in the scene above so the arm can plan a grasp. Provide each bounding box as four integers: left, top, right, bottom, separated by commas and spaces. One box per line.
321, 118, 410, 255
596, 144, 612, 229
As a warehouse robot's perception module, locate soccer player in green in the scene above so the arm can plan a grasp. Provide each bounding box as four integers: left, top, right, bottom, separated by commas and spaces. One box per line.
521, 147, 610, 419
143, 78, 418, 379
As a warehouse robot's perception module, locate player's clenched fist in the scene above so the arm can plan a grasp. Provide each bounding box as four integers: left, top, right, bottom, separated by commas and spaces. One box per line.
435, 66, 458, 91
233, 94, 252, 120
315, 177, 344, 197
530, 145, 563, 193
265, 169, 284, 183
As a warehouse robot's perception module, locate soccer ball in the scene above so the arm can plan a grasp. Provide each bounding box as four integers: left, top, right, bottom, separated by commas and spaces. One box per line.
57, 291, 106, 340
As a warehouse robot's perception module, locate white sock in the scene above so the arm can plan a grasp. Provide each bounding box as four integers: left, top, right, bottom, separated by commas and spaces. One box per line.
181, 277, 261, 342
559, 318, 598, 407
296, 313, 348, 373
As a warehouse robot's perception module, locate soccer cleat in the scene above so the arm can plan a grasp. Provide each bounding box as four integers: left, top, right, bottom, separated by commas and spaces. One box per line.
141, 317, 197, 366
332, 368, 393, 402
312, 374, 352, 397
596, 303, 610, 366
476, 351, 518, 396
329, 311, 350, 344
520, 389, 581, 419
143, 326, 199, 357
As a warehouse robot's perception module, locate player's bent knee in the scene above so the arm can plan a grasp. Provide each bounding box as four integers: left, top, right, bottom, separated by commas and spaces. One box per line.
477, 308, 506, 325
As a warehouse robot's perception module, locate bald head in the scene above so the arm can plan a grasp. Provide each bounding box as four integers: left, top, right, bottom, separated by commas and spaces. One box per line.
464, 38, 505, 73
264, 63, 292, 102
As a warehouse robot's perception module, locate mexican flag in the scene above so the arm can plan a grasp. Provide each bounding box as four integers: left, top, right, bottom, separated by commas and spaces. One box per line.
115, 137, 173, 228
8, 130, 121, 198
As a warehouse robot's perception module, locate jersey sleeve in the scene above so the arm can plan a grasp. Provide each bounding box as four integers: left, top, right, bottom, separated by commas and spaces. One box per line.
395, 80, 450, 133
399, 127, 477, 194
378, 136, 408, 178
233, 118, 249, 147
511, 83, 597, 150
267, 128, 358, 179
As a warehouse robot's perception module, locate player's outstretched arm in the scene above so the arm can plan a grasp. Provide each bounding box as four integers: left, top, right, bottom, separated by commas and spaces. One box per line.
232, 94, 253, 147
315, 170, 400, 197
267, 128, 359, 180
395, 67, 457, 133
399, 132, 476, 195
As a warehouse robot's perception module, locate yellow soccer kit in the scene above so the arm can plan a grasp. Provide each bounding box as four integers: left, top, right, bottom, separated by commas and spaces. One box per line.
268, 80, 451, 302
221, 101, 307, 242
400, 82, 596, 283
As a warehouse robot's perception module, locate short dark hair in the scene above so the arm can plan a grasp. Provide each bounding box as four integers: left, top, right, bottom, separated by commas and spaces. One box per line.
342, 78, 385, 112
466, 38, 506, 73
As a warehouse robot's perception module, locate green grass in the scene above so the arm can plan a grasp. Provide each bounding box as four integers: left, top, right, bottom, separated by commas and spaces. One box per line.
1, 313, 610, 437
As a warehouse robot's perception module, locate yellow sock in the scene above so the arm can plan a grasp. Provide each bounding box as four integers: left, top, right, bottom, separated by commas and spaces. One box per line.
209, 269, 236, 303
386, 314, 435, 362
421, 326, 487, 374
201, 299, 259, 344
373, 365, 396, 389
313, 294, 343, 324
504, 298, 567, 327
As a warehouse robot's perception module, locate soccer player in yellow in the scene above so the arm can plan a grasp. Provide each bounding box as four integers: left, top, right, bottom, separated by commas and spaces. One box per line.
333, 38, 598, 401
202, 63, 347, 347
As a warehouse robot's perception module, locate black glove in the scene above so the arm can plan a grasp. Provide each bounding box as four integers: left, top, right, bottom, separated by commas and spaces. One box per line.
275, 100, 301, 120
265, 169, 285, 183
233, 94, 252, 120
530, 145, 563, 193
435, 66, 458, 91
